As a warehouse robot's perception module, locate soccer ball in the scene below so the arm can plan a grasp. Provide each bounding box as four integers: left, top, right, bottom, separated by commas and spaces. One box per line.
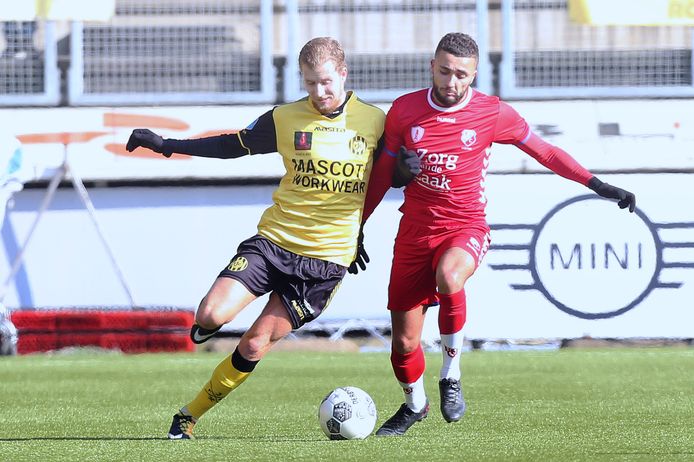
318, 386, 377, 440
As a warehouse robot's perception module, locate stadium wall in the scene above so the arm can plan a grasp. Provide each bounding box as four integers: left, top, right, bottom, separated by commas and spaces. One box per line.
1, 101, 693, 340
3, 100, 693, 182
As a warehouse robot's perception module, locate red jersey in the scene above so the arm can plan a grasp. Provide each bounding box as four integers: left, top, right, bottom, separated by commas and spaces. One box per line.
363, 88, 593, 226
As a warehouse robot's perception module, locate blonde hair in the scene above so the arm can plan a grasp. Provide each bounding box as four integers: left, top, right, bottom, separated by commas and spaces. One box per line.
298, 37, 346, 71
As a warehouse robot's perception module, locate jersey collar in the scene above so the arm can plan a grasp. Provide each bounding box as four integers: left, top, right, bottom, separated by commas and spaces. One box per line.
427, 87, 473, 112
307, 91, 354, 119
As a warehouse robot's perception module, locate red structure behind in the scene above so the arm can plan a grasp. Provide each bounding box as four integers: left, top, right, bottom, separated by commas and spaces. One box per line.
11, 310, 195, 354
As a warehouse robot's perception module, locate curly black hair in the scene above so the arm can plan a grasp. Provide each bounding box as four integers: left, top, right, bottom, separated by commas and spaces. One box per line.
435, 33, 479, 59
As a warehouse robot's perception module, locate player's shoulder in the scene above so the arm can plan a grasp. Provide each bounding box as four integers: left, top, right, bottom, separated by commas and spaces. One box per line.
350, 93, 386, 117
275, 97, 307, 115
470, 89, 502, 108
392, 88, 429, 108
347, 94, 386, 134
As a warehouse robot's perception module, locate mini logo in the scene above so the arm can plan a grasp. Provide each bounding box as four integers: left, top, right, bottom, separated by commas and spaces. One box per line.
349, 135, 367, 156
402, 386, 413, 395
489, 195, 694, 319
294, 131, 312, 150
437, 116, 456, 123
444, 345, 458, 358
227, 256, 248, 272
460, 129, 476, 148
411, 126, 425, 143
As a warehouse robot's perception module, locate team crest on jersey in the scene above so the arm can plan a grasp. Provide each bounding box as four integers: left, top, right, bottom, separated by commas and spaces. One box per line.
294, 131, 312, 150
460, 129, 477, 148
411, 126, 425, 143
349, 135, 367, 156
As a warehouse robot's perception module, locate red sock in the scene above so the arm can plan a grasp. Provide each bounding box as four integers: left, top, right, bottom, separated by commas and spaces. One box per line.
390, 345, 425, 384
437, 289, 467, 335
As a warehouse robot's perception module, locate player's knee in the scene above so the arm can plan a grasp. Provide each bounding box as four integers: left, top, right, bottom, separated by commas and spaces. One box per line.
391, 335, 420, 355
238, 334, 270, 361
436, 271, 467, 293
436, 253, 475, 292
195, 298, 224, 329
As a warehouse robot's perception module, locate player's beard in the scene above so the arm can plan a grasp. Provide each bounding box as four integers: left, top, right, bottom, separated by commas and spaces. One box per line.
432, 85, 465, 107
313, 97, 337, 114
311, 87, 347, 115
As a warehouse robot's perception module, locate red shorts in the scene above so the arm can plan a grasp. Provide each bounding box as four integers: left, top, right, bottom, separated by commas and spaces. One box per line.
387, 219, 491, 311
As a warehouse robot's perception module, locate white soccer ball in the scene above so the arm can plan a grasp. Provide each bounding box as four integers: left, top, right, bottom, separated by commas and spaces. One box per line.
318, 386, 377, 440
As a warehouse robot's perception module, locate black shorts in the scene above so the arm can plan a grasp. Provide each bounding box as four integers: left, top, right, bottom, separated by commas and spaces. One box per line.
219, 235, 347, 329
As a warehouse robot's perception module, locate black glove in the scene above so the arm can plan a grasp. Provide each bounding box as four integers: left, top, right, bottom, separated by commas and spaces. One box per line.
347, 228, 369, 274
392, 146, 421, 188
126, 128, 173, 158
588, 177, 636, 212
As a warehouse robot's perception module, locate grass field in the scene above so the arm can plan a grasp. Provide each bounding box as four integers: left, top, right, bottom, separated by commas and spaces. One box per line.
1, 347, 693, 461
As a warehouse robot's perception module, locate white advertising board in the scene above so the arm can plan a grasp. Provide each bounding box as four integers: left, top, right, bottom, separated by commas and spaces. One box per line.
1, 99, 693, 182
473, 173, 694, 339
1, 173, 692, 339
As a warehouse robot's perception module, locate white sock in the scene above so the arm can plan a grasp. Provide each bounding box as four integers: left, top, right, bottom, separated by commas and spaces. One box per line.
439, 331, 464, 381
398, 376, 427, 412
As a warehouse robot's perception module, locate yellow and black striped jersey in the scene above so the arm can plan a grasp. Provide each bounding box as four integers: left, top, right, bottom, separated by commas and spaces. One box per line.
238, 92, 385, 266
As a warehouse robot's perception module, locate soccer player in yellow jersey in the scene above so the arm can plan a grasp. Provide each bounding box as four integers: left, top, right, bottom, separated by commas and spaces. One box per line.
126, 37, 386, 439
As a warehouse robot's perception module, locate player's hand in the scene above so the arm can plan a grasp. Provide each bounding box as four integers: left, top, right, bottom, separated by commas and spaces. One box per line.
591, 179, 636, 212
392, 146, 421, 188
348, 229, 369, 274
126, 129, 172, 158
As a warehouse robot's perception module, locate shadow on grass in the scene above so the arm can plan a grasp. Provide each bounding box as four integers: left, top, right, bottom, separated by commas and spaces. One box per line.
0, 437, 173, 441
0, 436, 326, 442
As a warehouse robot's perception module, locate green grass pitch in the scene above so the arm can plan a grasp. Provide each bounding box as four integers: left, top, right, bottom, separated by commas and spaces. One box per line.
1, 347, 692, 461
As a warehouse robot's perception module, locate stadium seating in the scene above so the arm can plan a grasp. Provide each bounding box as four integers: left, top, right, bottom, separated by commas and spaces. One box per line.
81, 24, 261, 94
0, 54, 45, 94
515, 49, 692, 87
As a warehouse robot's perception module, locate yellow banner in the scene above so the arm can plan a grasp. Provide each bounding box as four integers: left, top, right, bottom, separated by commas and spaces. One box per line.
38, 0, 115, 21
569, 0, 694, 25
0, 0, 114, 21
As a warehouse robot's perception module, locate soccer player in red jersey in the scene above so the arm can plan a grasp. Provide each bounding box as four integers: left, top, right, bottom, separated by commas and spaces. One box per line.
356, 33, 635, 436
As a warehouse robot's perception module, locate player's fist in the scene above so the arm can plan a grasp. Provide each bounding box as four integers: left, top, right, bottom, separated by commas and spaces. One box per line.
392, 146, 421, 187
348, 229, 369, 275
589, 178, 636, 212
126, 129, 171, 158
